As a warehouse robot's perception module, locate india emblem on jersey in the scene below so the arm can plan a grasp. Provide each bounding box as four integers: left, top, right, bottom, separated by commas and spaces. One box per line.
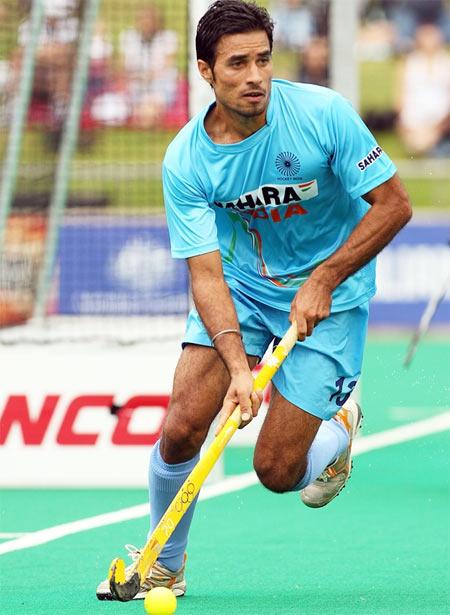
275, 152, 301, 177
214, 180, 318, 211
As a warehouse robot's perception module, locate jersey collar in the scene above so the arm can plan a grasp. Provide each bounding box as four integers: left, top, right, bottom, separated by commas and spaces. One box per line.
199, 83, 276, 153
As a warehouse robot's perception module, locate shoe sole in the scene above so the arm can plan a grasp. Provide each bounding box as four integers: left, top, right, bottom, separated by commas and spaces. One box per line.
96, 587, 186, 601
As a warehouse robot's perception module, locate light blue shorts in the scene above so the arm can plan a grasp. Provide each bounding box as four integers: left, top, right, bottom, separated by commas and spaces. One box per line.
183, 288, 369, 421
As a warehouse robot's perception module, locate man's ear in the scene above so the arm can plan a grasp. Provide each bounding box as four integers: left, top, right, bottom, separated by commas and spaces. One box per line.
198, 59, 214, 87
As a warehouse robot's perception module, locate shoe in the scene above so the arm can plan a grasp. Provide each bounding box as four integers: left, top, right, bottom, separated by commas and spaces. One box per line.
301, 399, 363, 509
96, 544, 187, 600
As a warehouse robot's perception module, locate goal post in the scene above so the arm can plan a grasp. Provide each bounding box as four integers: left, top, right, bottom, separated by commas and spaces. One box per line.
330, 0, 360, 109
0, 0, 45, 254
33, 0, 102, 320
188, 0, 213, 117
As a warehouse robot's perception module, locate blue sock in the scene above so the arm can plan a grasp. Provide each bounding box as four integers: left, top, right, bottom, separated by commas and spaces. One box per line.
149, 440, 199, 572
291, 417, 349, 491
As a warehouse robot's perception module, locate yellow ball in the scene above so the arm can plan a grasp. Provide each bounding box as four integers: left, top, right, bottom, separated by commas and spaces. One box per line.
144, 587, 177, 615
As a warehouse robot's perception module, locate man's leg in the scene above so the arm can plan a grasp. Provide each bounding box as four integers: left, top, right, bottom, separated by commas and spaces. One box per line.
149, 289, 272, 583
253, 301, 368, 500
149, 344, 259, 574
96, 337, 262, 600
253, 386, 349, 493
300, 399, 362, 507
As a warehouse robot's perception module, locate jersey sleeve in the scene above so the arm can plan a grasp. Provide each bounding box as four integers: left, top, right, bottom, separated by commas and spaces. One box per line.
163, 163, 219, 259
325, 94, 397, 199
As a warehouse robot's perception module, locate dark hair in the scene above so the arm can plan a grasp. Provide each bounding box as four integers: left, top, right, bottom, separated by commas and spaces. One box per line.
196, 0, 274, 67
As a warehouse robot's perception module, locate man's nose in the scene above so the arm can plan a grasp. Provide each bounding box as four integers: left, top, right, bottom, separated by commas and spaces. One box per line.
246, 61, 263, 84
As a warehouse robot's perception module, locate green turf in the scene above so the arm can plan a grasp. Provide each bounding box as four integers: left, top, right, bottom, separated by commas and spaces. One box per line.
359, 59, 397, 113
0, 489, 145, 536
224, 336, 450, 477
72, 129, 175, 164
400, 178, 450, 209
68, 177, 164, 210
0, 338, 449, 614
0, 433, 448, 615
189, 435, 450, 615
361, 336, 450, 434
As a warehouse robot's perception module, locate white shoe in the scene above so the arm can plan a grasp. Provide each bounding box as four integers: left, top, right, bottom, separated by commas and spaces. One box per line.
301, 399, 363, 508
96, 544, 187, 600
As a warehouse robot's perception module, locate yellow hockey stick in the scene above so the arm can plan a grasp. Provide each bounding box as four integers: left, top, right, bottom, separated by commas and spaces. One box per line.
108, 323, 298, 601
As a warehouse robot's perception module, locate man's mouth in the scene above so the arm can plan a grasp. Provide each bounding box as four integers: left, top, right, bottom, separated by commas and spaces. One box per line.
243, 91, 265, 100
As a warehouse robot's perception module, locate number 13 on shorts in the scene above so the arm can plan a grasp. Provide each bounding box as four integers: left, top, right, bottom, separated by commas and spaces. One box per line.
329, 376, 358, 407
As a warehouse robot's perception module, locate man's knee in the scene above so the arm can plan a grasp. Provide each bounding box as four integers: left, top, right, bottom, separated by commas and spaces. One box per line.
161, 398, 210, 464
253, 452, 307, 494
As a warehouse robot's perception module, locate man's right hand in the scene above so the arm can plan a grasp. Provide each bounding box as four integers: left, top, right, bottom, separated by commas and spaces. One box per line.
215, 371, 263, 435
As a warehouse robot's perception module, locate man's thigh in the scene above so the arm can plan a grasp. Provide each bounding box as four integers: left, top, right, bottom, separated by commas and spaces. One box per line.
168, 344, 229, 425
272, 302, 369, 421
162, 343, 259, 459
174, 286, 274, 443
253, 303, 367, 484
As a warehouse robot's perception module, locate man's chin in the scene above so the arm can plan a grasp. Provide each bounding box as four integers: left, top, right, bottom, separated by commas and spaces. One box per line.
237, 101, 267, 118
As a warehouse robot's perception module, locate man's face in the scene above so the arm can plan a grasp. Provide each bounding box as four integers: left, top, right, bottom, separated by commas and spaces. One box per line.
199, 30, 273, 119
137, 8, 159, 37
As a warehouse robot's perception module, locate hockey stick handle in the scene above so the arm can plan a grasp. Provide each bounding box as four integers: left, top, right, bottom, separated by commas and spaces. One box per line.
404, 272, 450, 367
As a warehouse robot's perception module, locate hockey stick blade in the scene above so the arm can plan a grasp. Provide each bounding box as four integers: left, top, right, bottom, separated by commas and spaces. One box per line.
108, 557, 141, 601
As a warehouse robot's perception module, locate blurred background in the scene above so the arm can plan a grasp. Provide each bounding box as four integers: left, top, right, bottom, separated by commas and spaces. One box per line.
0, 0, 449, 486
0, 5, 449, 614
0, 0, 449, 337
0, 8, 450, 615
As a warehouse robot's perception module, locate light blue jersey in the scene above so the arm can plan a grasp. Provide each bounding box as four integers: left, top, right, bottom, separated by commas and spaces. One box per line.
163, 79, 397, 312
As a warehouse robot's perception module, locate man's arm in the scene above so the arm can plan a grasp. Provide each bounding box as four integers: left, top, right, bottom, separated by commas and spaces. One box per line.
188, 250, 262, 429
290, 174, 412, 340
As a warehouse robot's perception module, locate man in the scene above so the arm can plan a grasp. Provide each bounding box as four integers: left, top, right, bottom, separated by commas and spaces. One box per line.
97, 0, 411, 600
119, 4, 179, 128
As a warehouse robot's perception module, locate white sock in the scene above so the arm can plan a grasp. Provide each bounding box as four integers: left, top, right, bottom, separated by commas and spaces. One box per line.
292, 417, 349, 491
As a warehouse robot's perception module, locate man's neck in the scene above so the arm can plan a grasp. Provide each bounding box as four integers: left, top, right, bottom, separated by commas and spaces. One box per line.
204, 103, 267, 145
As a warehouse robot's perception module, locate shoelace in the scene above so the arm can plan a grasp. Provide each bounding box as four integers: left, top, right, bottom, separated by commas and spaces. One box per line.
316, 472, 329, 483
125, 544, 141, 562
123, 543, 179, 591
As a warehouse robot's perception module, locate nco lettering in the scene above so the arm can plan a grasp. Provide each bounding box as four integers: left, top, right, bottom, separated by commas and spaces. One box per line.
0, 394, 170, 446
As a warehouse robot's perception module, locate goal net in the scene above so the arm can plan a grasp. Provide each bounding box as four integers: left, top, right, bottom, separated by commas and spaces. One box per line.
0, 0, 189, 343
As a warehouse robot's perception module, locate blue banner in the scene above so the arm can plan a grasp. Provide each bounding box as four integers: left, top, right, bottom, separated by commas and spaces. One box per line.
370, 221, 450, 326
57, 218, 188, 315
57, 217, 449, 325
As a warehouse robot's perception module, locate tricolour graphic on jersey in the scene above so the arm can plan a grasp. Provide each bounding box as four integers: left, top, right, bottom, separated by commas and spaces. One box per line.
220, 180, 319, 288
214, 180, 318, 211
224, 211, 310, 289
